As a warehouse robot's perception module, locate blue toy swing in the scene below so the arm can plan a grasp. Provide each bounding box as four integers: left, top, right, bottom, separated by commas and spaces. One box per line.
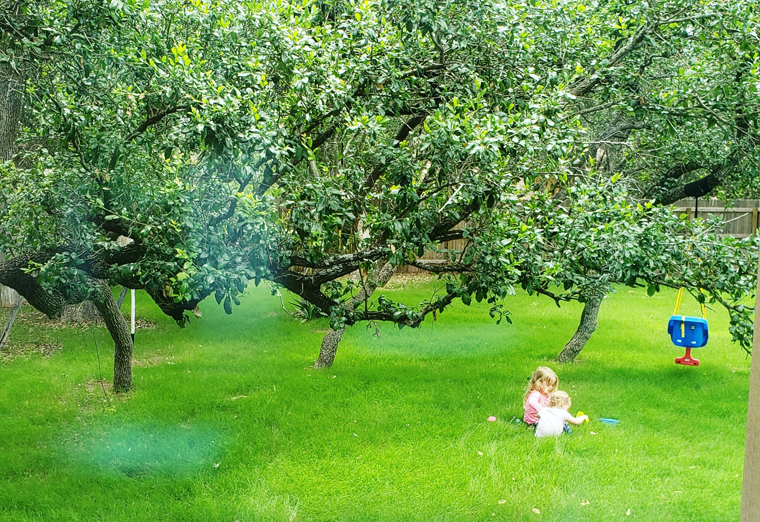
667, 288, 708, 366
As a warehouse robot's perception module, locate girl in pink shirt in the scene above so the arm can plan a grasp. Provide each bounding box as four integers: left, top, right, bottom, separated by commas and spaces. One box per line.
522, 366, 558, 427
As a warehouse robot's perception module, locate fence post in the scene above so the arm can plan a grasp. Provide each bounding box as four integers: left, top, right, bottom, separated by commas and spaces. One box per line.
741, 248, 760, 520
754, 207, 759, 235
0, 252, 20, 308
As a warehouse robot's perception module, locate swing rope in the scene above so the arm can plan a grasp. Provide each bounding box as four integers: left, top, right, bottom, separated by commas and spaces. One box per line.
672, 287, 706, 319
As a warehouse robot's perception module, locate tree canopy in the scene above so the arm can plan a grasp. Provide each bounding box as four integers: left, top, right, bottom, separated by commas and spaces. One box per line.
1, 0, 758, 389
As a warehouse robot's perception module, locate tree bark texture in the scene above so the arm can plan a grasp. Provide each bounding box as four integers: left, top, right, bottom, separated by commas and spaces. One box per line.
557, 292, 604, 363
314, 261, 396, 368
91, 281, 134, 392
315, 328, 345, 369
0, 295, 24, 351
0, 63, 24, 306
0, 62, 23, 162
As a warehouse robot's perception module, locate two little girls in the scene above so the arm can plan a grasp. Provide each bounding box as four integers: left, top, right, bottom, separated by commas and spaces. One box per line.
522, 366, 588, 437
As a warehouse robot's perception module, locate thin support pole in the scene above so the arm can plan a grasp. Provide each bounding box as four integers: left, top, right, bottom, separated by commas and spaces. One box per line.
130, 289, 135, 343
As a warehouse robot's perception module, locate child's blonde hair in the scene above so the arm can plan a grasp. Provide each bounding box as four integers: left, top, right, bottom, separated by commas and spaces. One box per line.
523, 366, 559, 405
549, 390, 571, 409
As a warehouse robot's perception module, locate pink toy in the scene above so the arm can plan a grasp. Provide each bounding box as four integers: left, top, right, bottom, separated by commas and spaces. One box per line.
487, 416, 497, 422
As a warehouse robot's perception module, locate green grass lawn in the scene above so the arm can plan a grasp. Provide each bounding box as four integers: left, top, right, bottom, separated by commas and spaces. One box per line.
0, 281, 751, 521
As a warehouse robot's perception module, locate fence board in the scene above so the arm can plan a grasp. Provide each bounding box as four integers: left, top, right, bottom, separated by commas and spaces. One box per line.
673, 198, 759, 238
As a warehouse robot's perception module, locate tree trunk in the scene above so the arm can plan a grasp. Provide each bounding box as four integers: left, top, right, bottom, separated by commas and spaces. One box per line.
315, 328, 346, 369
557, 291, 604, 363
0, 61, 23, 162
91, 280, 134, 392
0, 60, 25, 306
314, 261, 396, 368
0, 295, 24, 350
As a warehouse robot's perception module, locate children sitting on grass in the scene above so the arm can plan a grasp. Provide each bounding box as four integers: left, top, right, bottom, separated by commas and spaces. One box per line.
522, 366, 558, 428
535, 391, 589, 438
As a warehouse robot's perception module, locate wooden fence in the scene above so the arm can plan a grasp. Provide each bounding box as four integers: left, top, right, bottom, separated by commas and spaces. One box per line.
673, 198, 760, 238
395, 236, 468, 274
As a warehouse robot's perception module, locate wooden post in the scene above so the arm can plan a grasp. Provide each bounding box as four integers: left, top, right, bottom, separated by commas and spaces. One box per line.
741, 249, 760, 521
754, 206, 759, 235
0, 295, 23, 350
0, 252, 20, 307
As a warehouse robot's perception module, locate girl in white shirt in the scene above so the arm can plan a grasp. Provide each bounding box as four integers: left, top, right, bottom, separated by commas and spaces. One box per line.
535, 391, 589, 438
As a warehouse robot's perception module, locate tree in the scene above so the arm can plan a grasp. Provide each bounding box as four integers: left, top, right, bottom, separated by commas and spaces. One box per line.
539, 0, 760, 360
1, 0, 565, 379
0, 0, 141, 387
0, 0, 756, 389
498, 177, 758, 362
